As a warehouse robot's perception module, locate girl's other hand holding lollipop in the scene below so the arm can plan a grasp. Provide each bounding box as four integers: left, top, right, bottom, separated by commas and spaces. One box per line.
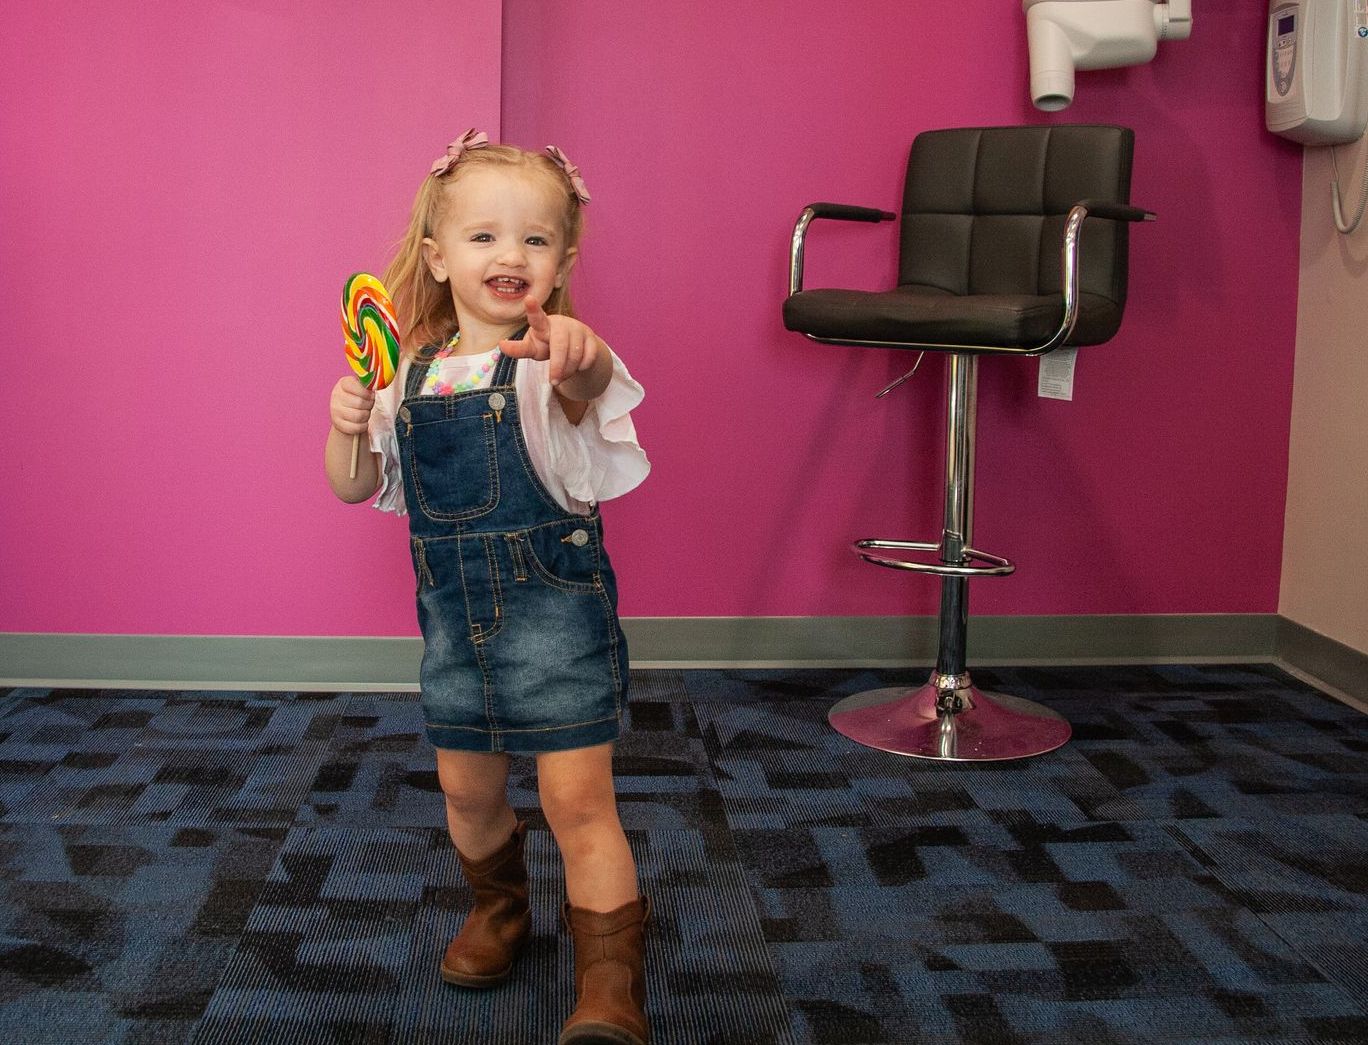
330, 375, 376, 437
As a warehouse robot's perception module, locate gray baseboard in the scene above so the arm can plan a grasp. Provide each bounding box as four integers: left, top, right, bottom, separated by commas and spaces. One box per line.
0, 613, 1285, 692
624, 613, 1280, 668
0, 633, 425, 692
1275, 617, 1368, 708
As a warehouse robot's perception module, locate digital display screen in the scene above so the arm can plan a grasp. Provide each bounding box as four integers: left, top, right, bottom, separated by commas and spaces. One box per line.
1279, 14, 1295, 35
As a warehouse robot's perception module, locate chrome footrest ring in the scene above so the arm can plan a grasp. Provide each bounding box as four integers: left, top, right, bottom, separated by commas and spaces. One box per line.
853, 538, 1015, 577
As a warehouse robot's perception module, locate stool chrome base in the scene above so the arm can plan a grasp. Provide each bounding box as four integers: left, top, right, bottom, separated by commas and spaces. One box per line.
828, 672, 1071, 761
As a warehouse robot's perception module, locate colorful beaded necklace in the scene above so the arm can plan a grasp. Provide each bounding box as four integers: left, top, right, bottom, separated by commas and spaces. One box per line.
420, 332, 501, 396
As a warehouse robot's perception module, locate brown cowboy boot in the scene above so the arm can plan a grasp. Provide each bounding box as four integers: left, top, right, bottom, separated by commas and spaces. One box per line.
558, 895, 651, 1045
440, 821, 532, 988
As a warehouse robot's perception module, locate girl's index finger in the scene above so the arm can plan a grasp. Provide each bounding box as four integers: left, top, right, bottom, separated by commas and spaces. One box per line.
523, 295, 551, 337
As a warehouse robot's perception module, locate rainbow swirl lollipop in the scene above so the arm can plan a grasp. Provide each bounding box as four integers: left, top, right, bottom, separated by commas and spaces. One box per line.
342, 272, 401, 390
340, 272, 401, 478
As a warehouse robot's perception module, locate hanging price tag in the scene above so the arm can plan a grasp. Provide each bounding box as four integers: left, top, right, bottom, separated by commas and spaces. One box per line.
1037, 348, 1077, 401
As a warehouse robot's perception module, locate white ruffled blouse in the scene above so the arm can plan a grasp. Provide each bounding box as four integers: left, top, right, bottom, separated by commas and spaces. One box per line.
368, 347, 649, 516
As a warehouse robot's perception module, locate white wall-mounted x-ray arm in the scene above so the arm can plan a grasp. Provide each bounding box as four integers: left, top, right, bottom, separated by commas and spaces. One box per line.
1024, 0, 1193, 111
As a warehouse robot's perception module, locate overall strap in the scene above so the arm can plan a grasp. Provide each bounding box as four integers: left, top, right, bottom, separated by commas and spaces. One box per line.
492, 325, 528, 387
405, 351, 435, 397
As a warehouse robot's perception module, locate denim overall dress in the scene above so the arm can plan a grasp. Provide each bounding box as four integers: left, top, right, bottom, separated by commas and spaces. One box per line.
398, 344, 629, 753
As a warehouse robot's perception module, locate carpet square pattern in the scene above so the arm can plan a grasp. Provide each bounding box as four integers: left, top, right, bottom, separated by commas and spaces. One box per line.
0, 664, 1364, 1043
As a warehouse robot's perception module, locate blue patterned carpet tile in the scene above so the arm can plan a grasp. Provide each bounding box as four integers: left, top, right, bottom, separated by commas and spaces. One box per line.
625, 669, 692, 703
0, 691, 149, 804
0, 769, 46, 824
0, 822, 286, 1044
682, 668, 920, 706
733, 807, 1368, 1040
761, 891, 1366, 1043
193, 826, 433, 1044
194, 826, 792, 1045
295, 694, 443, 829
613, 699, 732, 839
0, 688, 29, 714
1172, 813, 1368, 1000
734, 818, 1250, 905
0, 693, 339, 828
1072, 727, 1366, 822
0, 691, 341, 755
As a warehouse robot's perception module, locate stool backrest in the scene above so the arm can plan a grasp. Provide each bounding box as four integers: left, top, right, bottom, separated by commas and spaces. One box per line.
898, 125, 1134, 313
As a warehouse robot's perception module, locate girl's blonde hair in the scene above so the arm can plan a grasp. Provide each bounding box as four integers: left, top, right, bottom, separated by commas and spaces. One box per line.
383, 144, 586, 360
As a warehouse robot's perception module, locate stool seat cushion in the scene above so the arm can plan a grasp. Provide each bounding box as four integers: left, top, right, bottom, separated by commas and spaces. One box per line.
783, 285, 1122, 349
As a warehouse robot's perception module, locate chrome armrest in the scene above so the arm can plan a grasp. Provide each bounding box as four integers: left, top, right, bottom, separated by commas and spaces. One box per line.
788, 203, 897, 297
1074, 199, 1155, 223
1041, 199, 1155, 357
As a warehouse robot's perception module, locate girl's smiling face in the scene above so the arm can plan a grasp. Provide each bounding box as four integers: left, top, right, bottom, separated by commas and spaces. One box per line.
422, 166, 577, 350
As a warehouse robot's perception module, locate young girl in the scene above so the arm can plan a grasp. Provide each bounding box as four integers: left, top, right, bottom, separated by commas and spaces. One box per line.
325, 130, 651, 1045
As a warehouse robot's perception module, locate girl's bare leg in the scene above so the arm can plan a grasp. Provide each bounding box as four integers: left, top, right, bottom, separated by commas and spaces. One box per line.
535, 742, 638, 910
434, 748, 517, 859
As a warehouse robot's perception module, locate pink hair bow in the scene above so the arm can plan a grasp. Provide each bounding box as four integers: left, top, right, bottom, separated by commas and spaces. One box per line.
430, 129, 490, 177
545, 145, 591, 204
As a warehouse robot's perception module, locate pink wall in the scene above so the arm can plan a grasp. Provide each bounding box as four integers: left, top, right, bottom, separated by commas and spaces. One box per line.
505, 0, 1302, 620
1, 1, 501, 636
1, 1, 1301, 637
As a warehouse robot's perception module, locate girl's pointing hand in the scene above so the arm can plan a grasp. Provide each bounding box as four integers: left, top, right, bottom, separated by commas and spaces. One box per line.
499, 296, 601, 387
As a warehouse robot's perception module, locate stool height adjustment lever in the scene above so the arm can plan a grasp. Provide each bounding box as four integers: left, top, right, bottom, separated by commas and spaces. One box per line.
876, 352, 926, 398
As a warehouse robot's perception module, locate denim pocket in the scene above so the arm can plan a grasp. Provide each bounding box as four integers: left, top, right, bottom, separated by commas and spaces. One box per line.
406, 413, 499, 522
519, 525, 601, 594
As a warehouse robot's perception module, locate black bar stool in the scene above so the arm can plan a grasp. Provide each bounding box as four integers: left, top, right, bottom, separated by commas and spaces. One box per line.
783, 125, 1152, 761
